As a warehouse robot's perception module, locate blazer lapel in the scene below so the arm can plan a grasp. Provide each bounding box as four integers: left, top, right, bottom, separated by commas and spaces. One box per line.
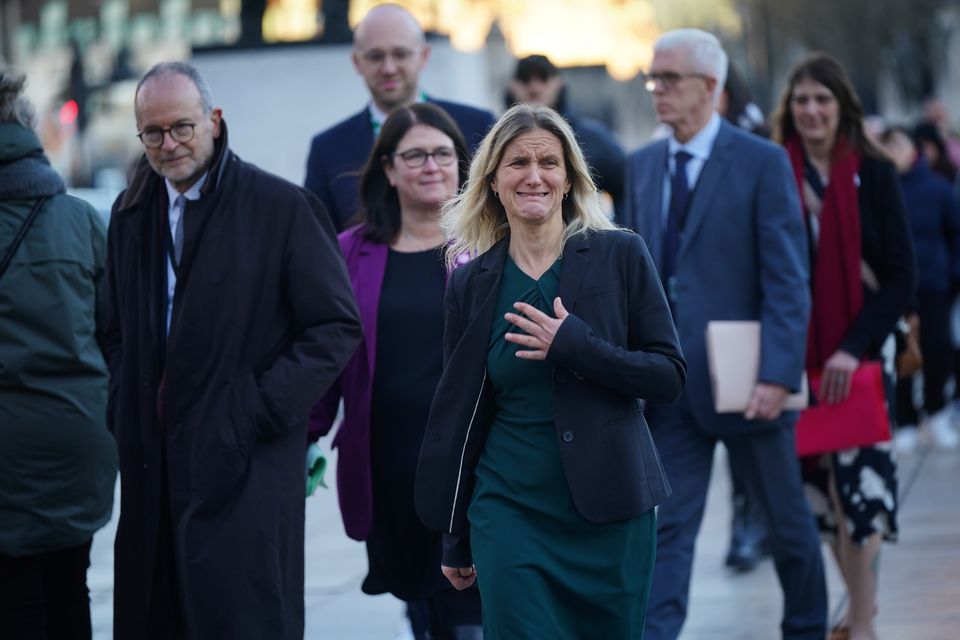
677, 122, 735, 261
353, 239, 387, 377
630, 142, 667, 268
458, 238, 508, 349
353, 108, 376, 150
559, 234, 590, 310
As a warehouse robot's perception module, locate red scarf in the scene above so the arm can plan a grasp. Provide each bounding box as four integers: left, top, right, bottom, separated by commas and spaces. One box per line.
785, 137, 863, 370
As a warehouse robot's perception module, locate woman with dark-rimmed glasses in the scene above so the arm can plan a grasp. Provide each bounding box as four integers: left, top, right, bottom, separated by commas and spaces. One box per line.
308, 102, 482, 639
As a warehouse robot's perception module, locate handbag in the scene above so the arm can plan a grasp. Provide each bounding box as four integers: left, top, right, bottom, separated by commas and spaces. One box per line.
861, 260, 922, 379
894, 313, 922, 379
0, 196, 49, 281
794, 361, 891, 456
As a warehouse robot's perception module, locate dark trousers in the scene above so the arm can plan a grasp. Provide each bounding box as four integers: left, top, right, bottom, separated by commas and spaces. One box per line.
645, 394, 827, 640
897, 291, 953, 425
406, 586, 483, 639
0, 540, 93, 640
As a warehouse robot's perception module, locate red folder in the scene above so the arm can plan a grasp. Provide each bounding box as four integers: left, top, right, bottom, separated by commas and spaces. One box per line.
795, 361, 891, 456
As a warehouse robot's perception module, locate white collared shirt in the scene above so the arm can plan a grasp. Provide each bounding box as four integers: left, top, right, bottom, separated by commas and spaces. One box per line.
661, 112, 723, 227
164, 173, 207, 334
367, 92, 426, 137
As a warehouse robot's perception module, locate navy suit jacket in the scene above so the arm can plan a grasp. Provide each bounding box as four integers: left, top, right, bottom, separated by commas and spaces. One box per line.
621, 120, 811, 435
304, 98, 495, 230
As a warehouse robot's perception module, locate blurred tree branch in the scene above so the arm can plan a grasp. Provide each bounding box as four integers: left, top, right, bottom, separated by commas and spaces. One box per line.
741, 0, 954, 111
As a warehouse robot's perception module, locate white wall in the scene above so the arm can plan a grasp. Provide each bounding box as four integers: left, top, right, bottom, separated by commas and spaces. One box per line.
192, 41, 494, 185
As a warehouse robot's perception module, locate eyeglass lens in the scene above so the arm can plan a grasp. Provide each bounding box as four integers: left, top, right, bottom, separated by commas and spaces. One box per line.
398, 148, 457, 167
139, 123, 195, 148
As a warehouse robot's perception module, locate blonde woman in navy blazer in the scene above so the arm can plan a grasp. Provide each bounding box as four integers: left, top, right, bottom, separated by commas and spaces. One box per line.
415, 104, 686, 638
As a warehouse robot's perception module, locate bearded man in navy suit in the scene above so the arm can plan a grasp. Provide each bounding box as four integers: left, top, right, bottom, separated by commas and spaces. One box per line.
620, 29, 827, 640
305, 3, 494, 230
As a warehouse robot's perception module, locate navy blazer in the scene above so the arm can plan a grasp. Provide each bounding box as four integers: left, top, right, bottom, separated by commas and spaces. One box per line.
621, 120, 811, 436
304, 98, 495, 231
414, 230, 686, 566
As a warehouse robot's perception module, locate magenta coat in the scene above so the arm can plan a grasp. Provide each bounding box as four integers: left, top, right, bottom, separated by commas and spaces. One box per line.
308, 226, 388, 540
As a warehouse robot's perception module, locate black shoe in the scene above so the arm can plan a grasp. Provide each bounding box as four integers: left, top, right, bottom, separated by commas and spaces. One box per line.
725, 493, 770, 573
725, 539, 765, 572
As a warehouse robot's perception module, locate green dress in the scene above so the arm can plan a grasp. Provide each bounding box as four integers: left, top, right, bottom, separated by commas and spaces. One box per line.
468, 255, 656, 639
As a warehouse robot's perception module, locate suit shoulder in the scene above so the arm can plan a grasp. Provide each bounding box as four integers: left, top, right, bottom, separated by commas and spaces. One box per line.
629, 139, 668, 164
576, 117, 623, 151
337, 224, 367, 252
310, 109, 368, 147
588, 228, 643, 253
433, 99, 494, 121
860, 154, 897, 180
235, 158, 313, 208
728, 126, 787, 159
448, 252, 485, 290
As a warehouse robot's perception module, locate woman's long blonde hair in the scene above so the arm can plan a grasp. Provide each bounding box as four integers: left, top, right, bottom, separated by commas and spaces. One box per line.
442, 103, 618, 268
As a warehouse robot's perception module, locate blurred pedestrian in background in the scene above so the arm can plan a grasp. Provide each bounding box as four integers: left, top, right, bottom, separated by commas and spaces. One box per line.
774, 52, 916, 640
921, 98, 960, 173
416, 103, 686, 638
716, 61, 773, 574
914, 120, 959, 185
623, 29, 826, 640
305, 3, 494, 231
105, 62, 360, 639
506, 54, 625, 216
309, 103, 482, 640
880, 125, 960, 451
719, 62, 768, 137
624, 29, 827, 640
0, 68, 117, 639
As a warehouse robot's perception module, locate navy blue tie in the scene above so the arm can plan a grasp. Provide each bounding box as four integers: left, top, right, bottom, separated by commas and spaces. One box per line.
661, 150, 692, 293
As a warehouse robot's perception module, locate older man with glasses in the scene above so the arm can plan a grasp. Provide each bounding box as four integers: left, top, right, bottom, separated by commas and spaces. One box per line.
105, 61, 361, 639
304, 3, 494, 231
621, 29, 827, 640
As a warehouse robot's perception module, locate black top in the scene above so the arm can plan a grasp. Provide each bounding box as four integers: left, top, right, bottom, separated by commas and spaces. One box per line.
834, 156, 916, 358
364, 246, 448, 600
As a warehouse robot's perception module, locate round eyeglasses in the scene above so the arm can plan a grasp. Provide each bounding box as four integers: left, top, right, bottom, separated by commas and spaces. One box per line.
643, 71, 710, 92
137, 123, 197, 149
392, 147, 458, 168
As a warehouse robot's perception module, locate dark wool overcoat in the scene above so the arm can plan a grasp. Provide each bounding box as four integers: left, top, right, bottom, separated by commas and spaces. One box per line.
104, 122, 361, 639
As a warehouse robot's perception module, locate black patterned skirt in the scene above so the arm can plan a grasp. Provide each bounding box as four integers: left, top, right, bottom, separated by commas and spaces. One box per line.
800, 340, 899, 546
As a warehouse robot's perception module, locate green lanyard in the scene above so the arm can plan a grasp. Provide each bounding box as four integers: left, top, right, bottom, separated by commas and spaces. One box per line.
369, 92, 428, 138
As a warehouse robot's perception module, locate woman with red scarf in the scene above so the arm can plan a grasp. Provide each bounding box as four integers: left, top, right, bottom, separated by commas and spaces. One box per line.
773, 54, 916, 640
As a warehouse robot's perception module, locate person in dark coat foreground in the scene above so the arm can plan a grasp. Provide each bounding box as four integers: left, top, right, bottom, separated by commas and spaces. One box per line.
104, 62, 361, 639
0, 68, 117, 640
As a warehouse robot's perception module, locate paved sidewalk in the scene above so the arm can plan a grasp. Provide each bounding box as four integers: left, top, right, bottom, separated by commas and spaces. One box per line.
90, 440, 960, 638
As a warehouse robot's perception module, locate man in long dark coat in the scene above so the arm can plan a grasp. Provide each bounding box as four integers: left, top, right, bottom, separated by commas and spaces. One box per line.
103, 62, 361, 639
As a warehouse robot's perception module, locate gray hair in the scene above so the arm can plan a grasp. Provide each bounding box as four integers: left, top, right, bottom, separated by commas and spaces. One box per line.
135, 61, 214, 114
0, 68, 37, 128
654, 29, 728, 107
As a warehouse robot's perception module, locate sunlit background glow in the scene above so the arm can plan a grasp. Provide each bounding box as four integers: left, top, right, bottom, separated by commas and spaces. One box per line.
260, 0, 742, 80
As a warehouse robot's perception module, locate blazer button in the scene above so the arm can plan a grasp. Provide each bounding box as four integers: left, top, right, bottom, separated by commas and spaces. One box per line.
562, 430, 574, 443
